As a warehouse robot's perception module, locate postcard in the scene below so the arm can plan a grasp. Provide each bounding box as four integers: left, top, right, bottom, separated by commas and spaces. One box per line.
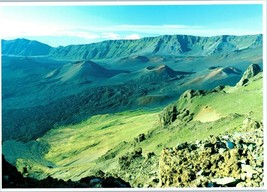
0, 1, 266, 191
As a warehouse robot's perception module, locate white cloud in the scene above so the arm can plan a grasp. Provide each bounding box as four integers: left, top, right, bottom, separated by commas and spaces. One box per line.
0, 20, 261, 45
111, 24, 204, 34
124, 34, 141, 40
56, 31, 100, 39
101, 32, 120, 40
0, 20, 204, 38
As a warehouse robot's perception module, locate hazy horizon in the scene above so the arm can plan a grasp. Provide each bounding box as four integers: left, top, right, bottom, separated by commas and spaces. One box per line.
0, 4, 263, 47
2, 33, 263, 48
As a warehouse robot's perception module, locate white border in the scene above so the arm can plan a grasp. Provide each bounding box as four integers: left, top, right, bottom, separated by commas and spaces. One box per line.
0, 1, 266, 192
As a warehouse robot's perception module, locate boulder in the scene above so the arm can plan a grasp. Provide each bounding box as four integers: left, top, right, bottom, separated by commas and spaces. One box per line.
159, 104, 178, 126
158, 121, 263, 188
237, 64, 261, 86
211, 177, 240, 187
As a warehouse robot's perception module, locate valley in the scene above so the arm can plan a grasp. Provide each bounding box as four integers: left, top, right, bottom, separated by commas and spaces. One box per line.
1, 34, 264, 188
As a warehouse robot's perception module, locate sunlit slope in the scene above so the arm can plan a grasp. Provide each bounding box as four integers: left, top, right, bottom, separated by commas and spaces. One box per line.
155, 71, 262, 147
3, 66, 262, 185
3, 110, 159, 180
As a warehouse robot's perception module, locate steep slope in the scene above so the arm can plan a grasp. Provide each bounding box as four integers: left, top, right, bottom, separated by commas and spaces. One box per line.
115, 64, 263, 187
2, 155, 131, 188
3, 110, 160, 181
2, 38, 52, 56
160, 64, 262, 127
3, 64, 263, 188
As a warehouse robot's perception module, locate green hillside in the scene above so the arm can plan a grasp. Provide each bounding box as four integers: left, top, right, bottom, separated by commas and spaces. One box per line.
3, 64, 263, 187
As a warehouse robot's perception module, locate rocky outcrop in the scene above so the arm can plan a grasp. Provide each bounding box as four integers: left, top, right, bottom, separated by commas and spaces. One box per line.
114, 147, 159, 188
237, 64, 261, 86
159, 104, 179, 126
159, 89, 205, 126
159, 105, 194, 126
159, 118, 263, 187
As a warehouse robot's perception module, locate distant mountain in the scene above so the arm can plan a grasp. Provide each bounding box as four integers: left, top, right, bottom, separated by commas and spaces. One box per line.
1, 34, 263, 142
1, 38, 52, 56
2, 34, 262, 59
49, 34, 262, 60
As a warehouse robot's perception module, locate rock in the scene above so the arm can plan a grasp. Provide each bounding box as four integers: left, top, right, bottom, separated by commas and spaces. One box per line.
133, 147, 142, 157
176, 142, 188, 150
236, 182, 246, 187
237, 64, 261, 86
188, 144, 197, 151
247, 144, 254, 151
212, 85, 225, 92
159, 104, 178, 126
196, 170, 203, 176
211, 177, 239, 186
226, 141, 235, 149
215, 141, 226, 149
181, 89, 204, 100
218, 148, 226, 154
94, 170, 105, 178
221, 135, 230, 140
147, 152, 155, 159
241, 164, 257, 178
242, 118, 261, 130
158, 121, 263, 188
134, 133, 146, 143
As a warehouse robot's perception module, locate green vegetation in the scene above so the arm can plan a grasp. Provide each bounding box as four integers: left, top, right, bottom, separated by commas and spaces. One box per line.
31, 110, 159, 180
6, 71, 262, 186
2, 35, 263, 188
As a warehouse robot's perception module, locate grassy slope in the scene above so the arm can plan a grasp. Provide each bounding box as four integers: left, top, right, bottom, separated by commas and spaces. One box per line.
32, 110, 160, 180
161, 72, 262, 147
8, 72, 262, 184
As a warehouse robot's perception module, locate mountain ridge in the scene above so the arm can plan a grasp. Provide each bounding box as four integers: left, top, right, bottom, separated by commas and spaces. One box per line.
1, 38, 52, 56
2, 34, 262, 60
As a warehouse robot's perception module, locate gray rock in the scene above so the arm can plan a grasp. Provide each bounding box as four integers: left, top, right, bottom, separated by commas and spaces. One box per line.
241, 164, 257, 178
159, 104, 178, 126
237, 64, 261, 86
211, 177, 239, 186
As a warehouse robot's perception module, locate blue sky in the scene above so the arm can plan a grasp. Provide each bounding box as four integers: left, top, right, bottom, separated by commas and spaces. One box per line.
0, 4, 263, 47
